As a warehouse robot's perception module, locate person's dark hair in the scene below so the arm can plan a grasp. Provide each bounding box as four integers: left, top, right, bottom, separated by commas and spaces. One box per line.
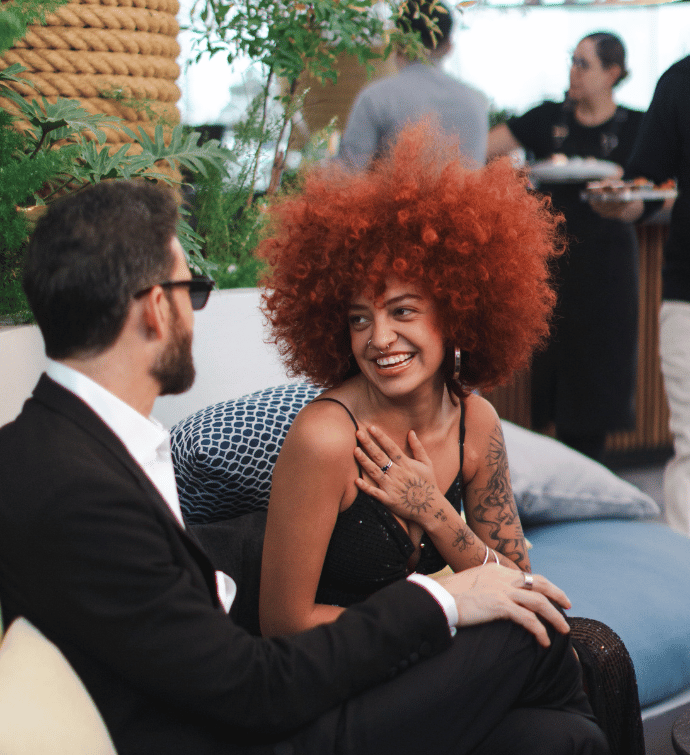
23, 179, 179, 360
584, 31, 628, 86
397, 1, 452, 50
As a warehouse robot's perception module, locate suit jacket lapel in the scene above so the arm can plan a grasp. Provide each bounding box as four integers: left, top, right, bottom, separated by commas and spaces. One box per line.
31, 375, 218, 582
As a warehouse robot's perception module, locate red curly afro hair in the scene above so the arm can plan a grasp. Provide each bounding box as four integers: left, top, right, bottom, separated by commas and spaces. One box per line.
258, 120, 564, 393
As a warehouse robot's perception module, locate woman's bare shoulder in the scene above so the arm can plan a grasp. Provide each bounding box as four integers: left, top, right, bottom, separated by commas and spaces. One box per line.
282, 392, 359, 464
463, 392, 501, 431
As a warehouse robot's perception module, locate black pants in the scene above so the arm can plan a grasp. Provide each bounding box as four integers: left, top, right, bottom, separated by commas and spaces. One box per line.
285, 617, 609, 755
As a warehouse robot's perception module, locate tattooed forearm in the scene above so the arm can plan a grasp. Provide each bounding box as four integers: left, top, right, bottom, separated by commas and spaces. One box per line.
470, 422, 528, 568
449, 525, 472, 552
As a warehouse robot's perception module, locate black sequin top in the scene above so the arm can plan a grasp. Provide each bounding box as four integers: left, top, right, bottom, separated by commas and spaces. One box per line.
312, 398, 465, 608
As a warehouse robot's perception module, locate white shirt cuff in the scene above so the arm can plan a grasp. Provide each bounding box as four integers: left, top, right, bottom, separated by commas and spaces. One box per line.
215, 571, 237, 613
407, 573, 458, 636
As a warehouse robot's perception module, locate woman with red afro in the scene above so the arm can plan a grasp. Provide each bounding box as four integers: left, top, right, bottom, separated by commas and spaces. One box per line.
258, 120, 565, 636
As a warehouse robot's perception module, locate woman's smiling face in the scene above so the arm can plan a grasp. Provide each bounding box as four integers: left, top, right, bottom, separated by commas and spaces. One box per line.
348, 278, 446, 398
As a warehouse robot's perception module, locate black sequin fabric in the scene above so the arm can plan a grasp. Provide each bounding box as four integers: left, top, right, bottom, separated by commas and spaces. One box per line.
313, 398, 465, 608
569, 617, 646, 755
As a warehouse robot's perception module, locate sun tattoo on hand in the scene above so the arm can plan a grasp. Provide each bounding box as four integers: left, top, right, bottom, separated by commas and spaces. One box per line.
402, 478, 435, 515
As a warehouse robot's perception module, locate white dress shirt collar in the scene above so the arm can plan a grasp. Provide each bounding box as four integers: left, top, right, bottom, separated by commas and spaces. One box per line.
45, 359, 184, 527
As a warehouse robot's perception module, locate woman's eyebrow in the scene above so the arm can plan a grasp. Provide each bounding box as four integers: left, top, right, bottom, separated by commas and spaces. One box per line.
383, 294, 423, 306
348, 293, 423, 311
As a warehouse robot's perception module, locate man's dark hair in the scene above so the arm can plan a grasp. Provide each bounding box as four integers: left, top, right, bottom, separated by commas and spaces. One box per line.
397, 1, 452, 50
23, 180, 179, 359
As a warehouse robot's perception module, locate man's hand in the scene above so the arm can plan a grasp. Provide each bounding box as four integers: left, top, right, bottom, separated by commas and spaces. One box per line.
438, 564, 571, 647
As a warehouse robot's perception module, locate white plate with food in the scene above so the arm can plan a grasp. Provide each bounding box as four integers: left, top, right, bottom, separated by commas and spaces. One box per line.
529, 156, 621, 184
581, 179, 678, 203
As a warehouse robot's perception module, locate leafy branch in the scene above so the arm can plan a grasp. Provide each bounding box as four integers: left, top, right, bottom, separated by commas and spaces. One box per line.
185, 0, 441, 198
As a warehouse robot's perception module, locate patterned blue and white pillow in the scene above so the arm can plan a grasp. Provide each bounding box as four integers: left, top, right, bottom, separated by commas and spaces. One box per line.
171, 383, 321, 524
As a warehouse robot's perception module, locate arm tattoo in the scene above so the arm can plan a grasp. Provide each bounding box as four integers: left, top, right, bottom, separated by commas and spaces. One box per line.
400, 477, 435, 515
470, 422, 528, 568
449, 525, 472, 552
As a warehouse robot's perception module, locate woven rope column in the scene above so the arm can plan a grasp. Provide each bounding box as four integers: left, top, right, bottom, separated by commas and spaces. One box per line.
0, 0, 181, 153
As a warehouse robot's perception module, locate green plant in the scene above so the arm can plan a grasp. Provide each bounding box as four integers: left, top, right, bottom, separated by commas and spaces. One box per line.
0, 0, 66, 54
185, 0, 447, 199
0, 2, 234, 323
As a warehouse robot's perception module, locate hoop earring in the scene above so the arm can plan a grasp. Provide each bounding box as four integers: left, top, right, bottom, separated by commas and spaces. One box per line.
452, 347, 462, 382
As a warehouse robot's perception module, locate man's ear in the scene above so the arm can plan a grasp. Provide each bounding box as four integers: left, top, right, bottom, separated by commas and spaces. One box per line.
139, 285, 170, 342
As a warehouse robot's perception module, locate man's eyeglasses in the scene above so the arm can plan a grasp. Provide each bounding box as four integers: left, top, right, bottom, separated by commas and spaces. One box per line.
134, 276, 216, 311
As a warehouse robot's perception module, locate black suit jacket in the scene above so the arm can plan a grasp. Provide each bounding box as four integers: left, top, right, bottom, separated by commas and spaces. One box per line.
0, 376, 452, 754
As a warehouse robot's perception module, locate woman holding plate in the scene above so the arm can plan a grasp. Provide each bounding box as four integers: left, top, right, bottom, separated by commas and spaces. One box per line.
488, 31, 644, 462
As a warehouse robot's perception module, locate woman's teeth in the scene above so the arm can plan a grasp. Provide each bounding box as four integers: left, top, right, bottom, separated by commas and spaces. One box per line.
376, 353, 414, 368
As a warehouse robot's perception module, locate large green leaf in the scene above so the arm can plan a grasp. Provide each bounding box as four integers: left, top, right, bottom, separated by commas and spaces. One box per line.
17, 97, 120, 146
122, 124, 231, 178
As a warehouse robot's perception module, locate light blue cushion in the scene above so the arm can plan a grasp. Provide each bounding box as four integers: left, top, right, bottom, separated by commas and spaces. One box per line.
527, 519, 690, 708
504, 421, 660, 524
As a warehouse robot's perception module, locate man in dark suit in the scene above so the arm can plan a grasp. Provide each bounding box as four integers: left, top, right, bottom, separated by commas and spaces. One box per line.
0, 180, 608, 755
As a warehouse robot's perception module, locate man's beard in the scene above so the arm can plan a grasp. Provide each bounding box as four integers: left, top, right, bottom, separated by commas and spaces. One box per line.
151, 304, 195, 396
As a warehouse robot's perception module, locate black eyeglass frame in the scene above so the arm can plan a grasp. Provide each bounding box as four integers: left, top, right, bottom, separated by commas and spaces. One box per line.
134, 275, 215, 311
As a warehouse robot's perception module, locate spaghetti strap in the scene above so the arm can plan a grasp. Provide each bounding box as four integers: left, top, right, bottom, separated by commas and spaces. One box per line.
311, 397, 359, 430
459, 398, 466, 505
311, 397, 361, 478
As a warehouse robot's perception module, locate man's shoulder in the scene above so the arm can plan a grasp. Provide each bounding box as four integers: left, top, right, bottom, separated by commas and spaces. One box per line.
655, 55, 690, 97
664, 54, 690, 79
0, 376, 125, 474
406, 64, 487, 97
2, 375, 96, 436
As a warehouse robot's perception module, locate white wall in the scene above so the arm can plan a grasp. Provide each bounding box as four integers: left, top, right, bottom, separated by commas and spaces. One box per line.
0, 289, 295, 430
154, 288, 295, 427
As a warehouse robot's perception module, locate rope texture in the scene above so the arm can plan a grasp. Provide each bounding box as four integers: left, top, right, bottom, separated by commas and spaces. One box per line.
0, 0, 181, 152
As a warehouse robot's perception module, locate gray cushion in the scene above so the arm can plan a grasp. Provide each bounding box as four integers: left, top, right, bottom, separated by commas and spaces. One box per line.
503, 421, 660, 525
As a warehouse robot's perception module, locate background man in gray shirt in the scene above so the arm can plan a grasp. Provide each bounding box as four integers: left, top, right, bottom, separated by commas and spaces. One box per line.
338, 1, 489, 169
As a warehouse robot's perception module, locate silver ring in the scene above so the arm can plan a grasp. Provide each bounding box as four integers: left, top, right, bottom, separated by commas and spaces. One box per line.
523, 573, 534, 590
381, 459, 393, 474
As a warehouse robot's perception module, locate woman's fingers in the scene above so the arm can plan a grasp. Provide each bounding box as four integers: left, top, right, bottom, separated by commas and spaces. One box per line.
354, 447, 391, 483
406, 429, 433, 465
356, 426, 401, 465
356, 426, 434, 479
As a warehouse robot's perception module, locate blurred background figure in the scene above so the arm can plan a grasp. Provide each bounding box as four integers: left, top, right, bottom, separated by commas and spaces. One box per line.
589, 53, 690, 535
338, 1, 489, 169
487, 32, 644, 462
